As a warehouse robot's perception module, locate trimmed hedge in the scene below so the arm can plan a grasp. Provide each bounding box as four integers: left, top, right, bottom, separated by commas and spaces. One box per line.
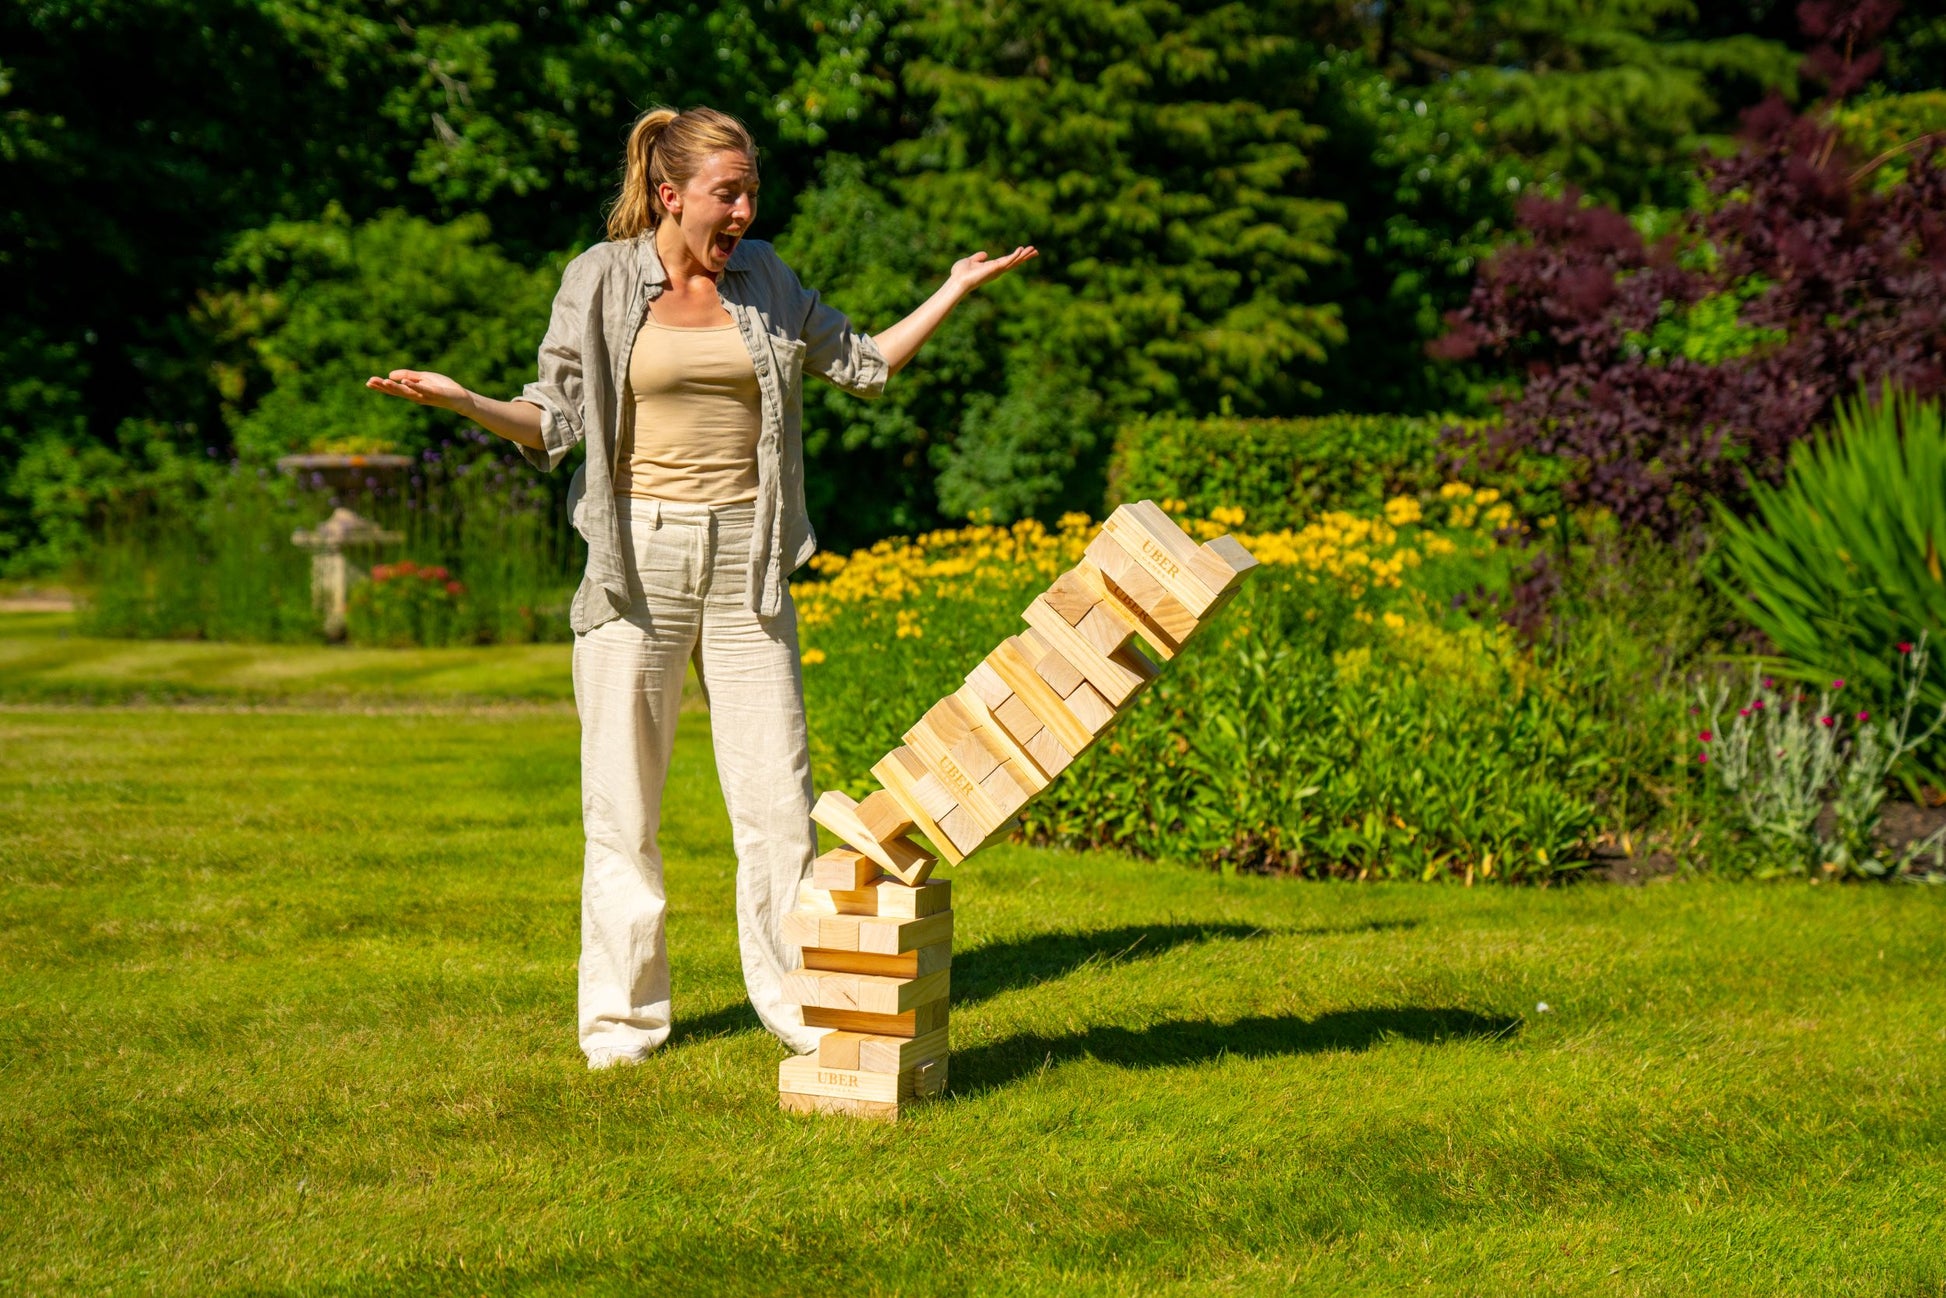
1107, 412, 1488, 528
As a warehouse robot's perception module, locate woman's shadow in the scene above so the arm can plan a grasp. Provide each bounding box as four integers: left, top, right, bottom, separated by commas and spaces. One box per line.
675, 917, 1517, 1084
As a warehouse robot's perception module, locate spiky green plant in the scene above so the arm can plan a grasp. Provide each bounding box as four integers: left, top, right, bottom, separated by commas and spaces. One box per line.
1714, 382, 1946, 734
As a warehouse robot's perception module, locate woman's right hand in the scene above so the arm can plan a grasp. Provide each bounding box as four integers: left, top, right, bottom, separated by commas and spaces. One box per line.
365, 369, 471, 412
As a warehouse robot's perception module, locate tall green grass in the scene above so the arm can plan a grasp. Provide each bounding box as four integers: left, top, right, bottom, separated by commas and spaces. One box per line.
78, 438, 581, 646
1715, 383, 1946, 717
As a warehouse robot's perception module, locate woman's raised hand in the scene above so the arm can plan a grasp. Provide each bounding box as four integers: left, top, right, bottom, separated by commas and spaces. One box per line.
365, 369, 469, 411
948, 245, 1038, 293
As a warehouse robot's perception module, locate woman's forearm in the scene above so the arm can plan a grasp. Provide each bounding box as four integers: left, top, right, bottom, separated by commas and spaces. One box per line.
461, 392, 547, 450
872, 279, 971, 377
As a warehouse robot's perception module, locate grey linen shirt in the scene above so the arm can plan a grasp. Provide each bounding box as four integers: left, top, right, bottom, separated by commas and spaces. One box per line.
514, 233, 890, 631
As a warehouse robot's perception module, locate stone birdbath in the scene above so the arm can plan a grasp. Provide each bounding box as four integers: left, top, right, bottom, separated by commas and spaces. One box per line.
278, 453, 411, 640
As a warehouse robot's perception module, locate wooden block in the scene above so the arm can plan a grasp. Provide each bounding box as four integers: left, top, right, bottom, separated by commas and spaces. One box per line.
1100, 501, 1232, 615
795, 880, 839, 914
987, 637, 1094, 754
802, 908, 953, 955
783, 910, 823, 947
859, 908, 952, 955
1042, 569, 1100, 624
858, 1027, 950, 1074
1077, 600, 1139, 658
802, 997, 949, 1038
1202, 533, 1260, 582
1066, 680, 1116, 732
948, 731, 1002, 784
904, 716, 1007, 834
937, 805, 990, 855
811, 1027, 949, 1076
1084, 534, 1199, 649
784, 966, 950, 1016
821, 877, 952, 918
804, 940, 952, 980
778, 1054, 947, 1104
1023, 595, 1155, 706
1077, 557, 1193, 663
950, 684, 1051, 792
777, 1091, 903, 1122
1031, 640, 1087, 698
813, 789, 936, 885
870, 748, 963, 866
980, 761, 1032, 817
1025, 726, 1074, 777
854, 789, 915, 845
993, 692, 1043, 745
817, 1030, 865, 1070
965, 660, 1012, 711
811, 847, 881, 892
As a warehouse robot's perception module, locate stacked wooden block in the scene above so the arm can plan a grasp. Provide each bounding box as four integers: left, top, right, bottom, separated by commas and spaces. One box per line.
779, 500, 1258, 1120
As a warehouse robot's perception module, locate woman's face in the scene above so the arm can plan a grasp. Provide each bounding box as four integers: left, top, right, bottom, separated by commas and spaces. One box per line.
662, 149, 759, 271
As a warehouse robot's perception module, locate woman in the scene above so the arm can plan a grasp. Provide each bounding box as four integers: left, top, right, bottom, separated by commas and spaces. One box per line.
365, 105, 1035, 1068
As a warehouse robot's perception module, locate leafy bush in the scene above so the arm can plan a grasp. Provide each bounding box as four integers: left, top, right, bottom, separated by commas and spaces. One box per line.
1107, 413, 1472, 530
1434, 10, 1946, 542
346, 560, 469, 649
1715, 385, 1946, 722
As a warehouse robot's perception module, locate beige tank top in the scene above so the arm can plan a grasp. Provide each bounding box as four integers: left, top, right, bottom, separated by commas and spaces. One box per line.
615, 317, 761, 504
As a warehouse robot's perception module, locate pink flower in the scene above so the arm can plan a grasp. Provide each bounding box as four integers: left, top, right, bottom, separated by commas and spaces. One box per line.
1832, 678, 1845, 690
1738, 708, 1751, 718
1752, 700, 1765, 711
1763, 677, 1776, 689
1857, 710, 1870, 722
1697, 752, 1710, 765
1898, 641, 1914, 654
1820, 715, 1835, 727
1699, 730, 1713, 743
1689, 705, 1700, 715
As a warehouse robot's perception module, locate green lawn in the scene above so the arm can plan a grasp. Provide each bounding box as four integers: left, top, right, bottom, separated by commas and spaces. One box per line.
2, 627, 1943, 1293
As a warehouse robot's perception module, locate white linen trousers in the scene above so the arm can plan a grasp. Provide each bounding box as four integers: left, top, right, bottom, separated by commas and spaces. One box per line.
572, 495, 823, 1066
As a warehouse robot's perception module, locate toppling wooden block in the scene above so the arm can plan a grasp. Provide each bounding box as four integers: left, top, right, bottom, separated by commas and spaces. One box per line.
782, 502, 1259, 1123
812, 790, 936, 885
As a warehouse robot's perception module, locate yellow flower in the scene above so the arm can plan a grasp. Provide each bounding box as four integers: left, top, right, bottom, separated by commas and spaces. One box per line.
800, 647, 827, 665
1381, 611, 1406, 631
1383, 495, 1422, 526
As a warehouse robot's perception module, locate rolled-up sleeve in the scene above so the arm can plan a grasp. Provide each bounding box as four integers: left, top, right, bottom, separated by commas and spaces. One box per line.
783, 258, 889, 400
514, 253, 596, 472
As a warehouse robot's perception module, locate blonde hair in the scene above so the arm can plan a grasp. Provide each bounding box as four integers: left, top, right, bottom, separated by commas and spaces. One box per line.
606, 105, 760, 242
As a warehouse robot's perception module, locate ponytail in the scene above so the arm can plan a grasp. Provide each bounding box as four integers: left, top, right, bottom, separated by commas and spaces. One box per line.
605, 105, 760, 242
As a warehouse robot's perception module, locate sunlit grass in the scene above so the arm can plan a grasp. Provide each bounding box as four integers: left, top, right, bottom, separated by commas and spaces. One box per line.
3, 698, 1942, 1294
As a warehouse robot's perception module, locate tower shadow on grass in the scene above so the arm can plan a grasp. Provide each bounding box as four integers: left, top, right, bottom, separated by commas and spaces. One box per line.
670, 918, 1421, 1047
947, 1007, 1522, 1096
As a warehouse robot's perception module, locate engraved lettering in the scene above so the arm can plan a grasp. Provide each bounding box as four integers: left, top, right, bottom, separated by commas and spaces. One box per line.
937, 756, 978, 802
1139, 537, 1182, 581
818, 1070, 861, 1088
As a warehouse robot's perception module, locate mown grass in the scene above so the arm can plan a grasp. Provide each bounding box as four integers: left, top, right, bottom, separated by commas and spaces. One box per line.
2, 632, 1943, 1294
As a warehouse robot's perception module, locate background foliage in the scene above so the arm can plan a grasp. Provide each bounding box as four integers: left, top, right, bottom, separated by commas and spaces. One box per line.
14, 0, 1945, 570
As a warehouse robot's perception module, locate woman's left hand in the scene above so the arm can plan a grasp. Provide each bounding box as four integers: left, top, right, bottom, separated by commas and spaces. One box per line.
949, 245, 1038, 293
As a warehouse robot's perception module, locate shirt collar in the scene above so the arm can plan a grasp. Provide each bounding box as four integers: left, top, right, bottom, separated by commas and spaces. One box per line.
635, 229, 752, 288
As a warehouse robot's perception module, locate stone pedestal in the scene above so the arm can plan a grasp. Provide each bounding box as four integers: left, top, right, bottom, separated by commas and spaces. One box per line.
291, 507, 403, 640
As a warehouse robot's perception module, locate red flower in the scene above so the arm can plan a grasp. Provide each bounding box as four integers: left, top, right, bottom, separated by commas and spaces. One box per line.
1752, 700, 1765, 711
445, 580, 465, 596
1820, 715, 1835, 727
1898, 641, 1914, 654
1738, 708, 1751, 718
1697, 752, 1710, 765
396, 559, 419, 575
423, 565, 450, 582
1763, 677, 1775, 689
1832, 678, 1845, 690
1857, 710, 1870, 722
371, 564, 394, 582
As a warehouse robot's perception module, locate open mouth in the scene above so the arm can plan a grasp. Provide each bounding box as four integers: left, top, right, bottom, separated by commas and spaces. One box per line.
713, 231, 741, 257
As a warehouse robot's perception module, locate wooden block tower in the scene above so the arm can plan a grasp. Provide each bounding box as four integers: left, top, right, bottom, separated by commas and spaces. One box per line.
778, 501, 1258, 1120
